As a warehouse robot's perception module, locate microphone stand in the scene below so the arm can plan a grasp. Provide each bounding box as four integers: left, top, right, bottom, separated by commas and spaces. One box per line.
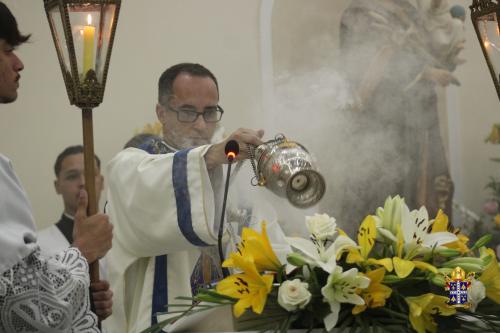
218, 156, 234, 278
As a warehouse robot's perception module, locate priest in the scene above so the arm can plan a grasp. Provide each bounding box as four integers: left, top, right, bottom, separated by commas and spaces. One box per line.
104, 63, 267, 332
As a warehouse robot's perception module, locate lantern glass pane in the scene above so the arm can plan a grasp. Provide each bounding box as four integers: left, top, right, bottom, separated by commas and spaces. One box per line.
478, 12, 500, 83
66, 3, 101, 82
94, 4, 118, 83
48, 7, 70, 75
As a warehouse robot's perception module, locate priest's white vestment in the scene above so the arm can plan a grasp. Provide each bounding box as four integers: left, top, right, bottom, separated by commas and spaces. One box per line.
103, 145, 222, 333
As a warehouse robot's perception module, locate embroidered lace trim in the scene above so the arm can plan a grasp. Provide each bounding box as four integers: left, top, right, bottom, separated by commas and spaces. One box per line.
0, 247, 98, 332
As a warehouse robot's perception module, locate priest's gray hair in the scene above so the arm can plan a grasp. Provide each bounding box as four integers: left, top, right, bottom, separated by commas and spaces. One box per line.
157, 62, 219, 106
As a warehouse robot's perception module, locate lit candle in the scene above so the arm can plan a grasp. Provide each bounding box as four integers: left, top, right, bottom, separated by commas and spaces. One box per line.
83, 14, 95, 76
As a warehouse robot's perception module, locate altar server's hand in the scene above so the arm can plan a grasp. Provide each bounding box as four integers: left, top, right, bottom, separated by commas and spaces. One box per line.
204, 128, 264, 170
91, 280, 113, 320
72, 189, 113, 263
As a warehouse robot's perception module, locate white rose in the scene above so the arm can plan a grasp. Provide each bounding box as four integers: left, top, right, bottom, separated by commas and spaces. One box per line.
305, 213, 337, 240
468, 278, 486, 312
278, 279, 312, 312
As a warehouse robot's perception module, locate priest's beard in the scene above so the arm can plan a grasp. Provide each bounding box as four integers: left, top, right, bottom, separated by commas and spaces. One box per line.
166, 123, 223, 150
176, 136, 211, 149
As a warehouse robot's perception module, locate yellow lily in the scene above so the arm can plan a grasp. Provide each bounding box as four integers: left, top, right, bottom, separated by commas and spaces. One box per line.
430, 210, 469, 253
405, 293, 456, 333
391, 231, 414, 278
391, 226, 438, 278
216, 253, 274, 317
358, 215, 377, 259
346, 214, 437, 278
346, 216, 393, 271
352, 268, 392, 314
223, 221, 281, 272
479, 248, 500, 304
392, 257, 414, 278
391, 254, 438, 278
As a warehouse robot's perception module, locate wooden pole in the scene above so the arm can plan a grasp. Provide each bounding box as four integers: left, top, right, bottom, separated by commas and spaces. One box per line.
81, 107, 100, 283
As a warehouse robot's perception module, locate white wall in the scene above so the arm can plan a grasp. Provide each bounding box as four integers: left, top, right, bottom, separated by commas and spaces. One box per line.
1, 0, 498, 231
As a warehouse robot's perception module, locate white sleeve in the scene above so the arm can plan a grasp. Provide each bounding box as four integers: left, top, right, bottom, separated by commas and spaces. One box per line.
37, 225, 70, 259
0, 248, 98, 332
106, 146, 219, 257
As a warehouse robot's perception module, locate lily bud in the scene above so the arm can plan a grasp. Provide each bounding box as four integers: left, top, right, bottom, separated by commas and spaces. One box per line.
382, 274, 402, 284
470, 234, 492, 251
442, 257, 484, 273
430, 274, 446, 287
287, 253, 308, 267
435, 247, 461, 257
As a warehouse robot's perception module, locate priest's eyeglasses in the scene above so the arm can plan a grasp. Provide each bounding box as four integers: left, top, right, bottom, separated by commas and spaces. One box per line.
165, 104, 224, 123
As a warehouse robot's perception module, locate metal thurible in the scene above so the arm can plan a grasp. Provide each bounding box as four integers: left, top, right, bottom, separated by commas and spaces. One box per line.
248, 134, 326, 208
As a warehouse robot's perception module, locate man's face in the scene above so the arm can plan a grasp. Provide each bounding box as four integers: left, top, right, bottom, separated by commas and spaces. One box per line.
0, 39, 24, 103
54, 153, 104, 216
156, 73, 219, 150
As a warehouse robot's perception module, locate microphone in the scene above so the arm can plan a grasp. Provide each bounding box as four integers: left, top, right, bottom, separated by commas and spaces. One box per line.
224, 140, 239, 162
218, 140, 240, 278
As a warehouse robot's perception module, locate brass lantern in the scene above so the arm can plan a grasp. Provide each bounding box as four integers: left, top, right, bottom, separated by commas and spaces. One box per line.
43, 0, 121, 108
43, 0, 121, 285
470, 0, 500, 100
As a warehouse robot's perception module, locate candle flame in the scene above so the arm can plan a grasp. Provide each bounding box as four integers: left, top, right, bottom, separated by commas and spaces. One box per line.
87, 14, 92, 25
484, 39, 491, 48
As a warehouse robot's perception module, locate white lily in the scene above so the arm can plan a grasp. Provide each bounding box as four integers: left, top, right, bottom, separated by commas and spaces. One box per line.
401, 205, 457, 250
374, 195, 406, 242
286, 234, 357, 274
321, 267, 370, 331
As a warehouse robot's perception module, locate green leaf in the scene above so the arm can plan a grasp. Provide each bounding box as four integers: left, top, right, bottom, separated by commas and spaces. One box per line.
337, 313, 354, 333
355, 314, 369, 332
139, 314, 183, 333
192, 289, 237, 304
140, 301, 230, 333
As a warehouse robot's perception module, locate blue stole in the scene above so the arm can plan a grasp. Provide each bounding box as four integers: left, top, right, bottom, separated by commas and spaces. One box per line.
150, 146, 211, 325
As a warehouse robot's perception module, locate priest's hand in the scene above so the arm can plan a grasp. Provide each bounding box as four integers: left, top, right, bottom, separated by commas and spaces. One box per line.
204, 128, 264, 170
91, 280, 113, 320
72, 189, 113, 263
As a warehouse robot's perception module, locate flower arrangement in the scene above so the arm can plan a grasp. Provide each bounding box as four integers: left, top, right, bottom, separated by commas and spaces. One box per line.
144, 196, 500, 333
